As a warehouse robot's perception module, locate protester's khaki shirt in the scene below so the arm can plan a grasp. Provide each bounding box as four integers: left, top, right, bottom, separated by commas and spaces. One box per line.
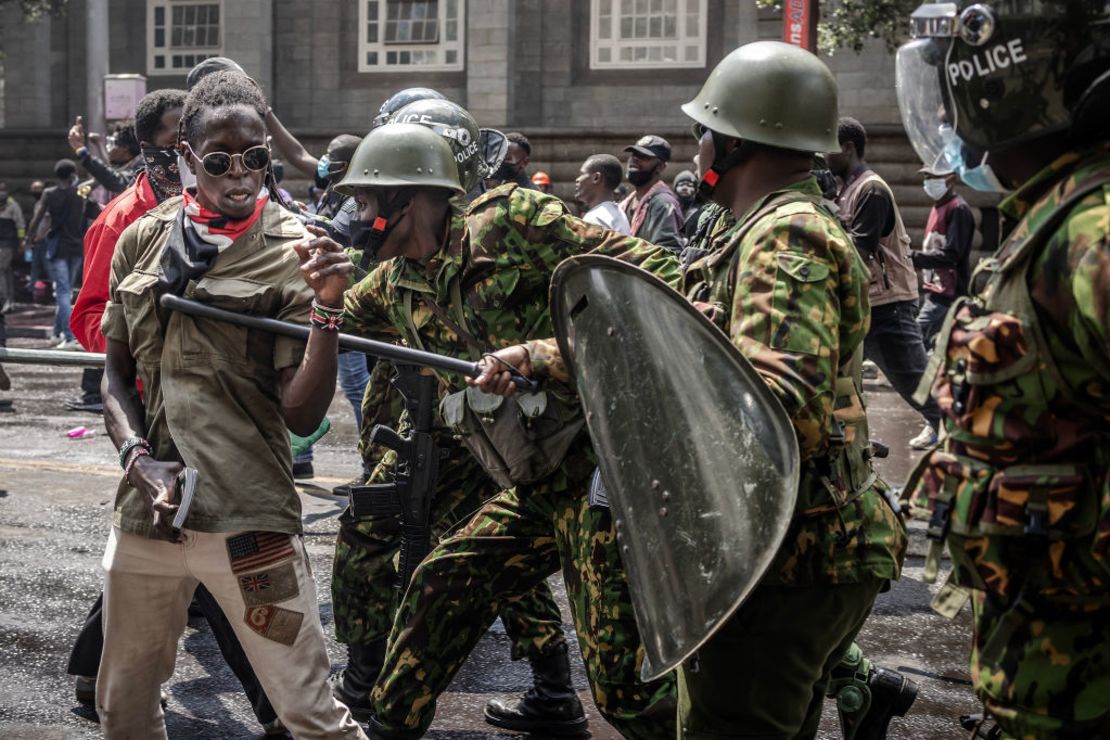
102, 197, 312, 539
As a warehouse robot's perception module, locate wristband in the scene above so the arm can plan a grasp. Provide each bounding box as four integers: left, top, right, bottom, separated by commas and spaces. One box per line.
123, 447, 151, 485
310, 299, 344, 332
118, 435, 152, 469
74, 146, 89, 158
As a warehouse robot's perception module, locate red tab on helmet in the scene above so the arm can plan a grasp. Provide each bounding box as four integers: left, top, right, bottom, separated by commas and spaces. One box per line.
372, 216, 388, 232
703, 169, 720, 187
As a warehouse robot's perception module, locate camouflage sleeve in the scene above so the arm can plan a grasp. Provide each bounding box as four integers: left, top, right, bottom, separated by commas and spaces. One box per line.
342, 261, 404, 344
728, 206, 868, 460
514, 191, 683, 381
357, 359, 403, 469
1064, 209, 1110, 381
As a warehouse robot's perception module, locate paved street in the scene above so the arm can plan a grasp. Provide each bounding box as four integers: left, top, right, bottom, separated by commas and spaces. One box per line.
0, 327, 980, 739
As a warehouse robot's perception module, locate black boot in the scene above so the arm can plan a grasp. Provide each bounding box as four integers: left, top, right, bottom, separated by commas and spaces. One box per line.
854, 666, 918, 739
484, 642, 588, 736
330, 639, 386, 723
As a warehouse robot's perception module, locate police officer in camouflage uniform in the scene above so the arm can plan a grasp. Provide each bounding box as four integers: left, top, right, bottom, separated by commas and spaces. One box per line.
672, 41, 907, 738
328, 97, 584, 733
330, 122, 678, 739
898, 1, 1110, 736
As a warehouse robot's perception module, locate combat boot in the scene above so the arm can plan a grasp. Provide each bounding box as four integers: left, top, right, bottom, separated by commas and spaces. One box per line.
829, 643, 918, 740
330, 639, 386, 723
484, 642, 588, 735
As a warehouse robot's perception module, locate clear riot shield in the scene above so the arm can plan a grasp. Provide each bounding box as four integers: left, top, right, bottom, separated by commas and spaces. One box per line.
551, 255, 800, 681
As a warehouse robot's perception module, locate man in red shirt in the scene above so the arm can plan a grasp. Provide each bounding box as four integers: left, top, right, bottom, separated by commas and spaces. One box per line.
70, 89, 187, 352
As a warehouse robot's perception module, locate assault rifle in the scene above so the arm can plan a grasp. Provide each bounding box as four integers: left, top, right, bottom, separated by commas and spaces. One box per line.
346, 366, 441, 591
157, 294, 538, 590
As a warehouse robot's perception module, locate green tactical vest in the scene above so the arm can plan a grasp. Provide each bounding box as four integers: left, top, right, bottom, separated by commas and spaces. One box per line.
906, 168, 1110, 606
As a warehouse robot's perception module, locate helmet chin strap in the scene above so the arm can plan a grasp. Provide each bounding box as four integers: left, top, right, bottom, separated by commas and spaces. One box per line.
356, 189, 416, 270
698, 131, 749, 199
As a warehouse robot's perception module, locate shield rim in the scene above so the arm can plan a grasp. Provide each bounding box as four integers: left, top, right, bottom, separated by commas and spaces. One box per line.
550, 254, 801, 680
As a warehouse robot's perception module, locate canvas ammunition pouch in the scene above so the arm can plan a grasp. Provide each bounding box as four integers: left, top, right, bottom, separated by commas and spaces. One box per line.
798, 349, 878, 517
401, 279, 583, 491
440, 385, 584, 490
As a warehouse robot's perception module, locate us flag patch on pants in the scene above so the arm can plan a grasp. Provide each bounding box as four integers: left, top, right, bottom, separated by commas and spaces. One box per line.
226, 532, 295, 575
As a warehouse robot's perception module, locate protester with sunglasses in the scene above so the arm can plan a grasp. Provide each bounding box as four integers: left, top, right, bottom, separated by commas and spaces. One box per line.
95, 70, 367, 740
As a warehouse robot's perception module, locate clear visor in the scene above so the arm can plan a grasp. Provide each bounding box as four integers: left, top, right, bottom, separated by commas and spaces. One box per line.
895, 37, 957, 173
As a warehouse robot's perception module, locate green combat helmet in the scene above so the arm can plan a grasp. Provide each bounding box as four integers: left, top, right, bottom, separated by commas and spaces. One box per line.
896, 0, 1110, 191
389, 98, 488, 192
681, 40, 838, 195
335, 123, 464, 264
372, 87, 447, 129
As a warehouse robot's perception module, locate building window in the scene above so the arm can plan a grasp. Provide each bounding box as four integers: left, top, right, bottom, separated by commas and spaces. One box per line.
359, 0, 465, 72
590, 0, 707, 69
147, 1, 224, 75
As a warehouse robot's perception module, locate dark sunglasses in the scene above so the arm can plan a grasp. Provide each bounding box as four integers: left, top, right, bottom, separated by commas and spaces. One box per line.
184, 142, 271, 177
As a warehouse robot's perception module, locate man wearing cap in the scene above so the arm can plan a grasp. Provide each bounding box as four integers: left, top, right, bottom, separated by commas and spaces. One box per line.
620, 135, 685, 252
911, 159, 974, 349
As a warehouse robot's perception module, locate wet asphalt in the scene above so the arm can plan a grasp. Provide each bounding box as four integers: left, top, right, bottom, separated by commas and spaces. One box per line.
0, 333, 980, 739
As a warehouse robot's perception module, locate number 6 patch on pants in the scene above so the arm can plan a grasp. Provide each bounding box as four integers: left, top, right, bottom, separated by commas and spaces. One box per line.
245, 604, 304, 646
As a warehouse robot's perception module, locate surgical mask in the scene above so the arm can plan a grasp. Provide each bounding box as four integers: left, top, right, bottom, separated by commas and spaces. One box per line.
940, 126, 1007, 193
317, 156, 332, 181
922, 178, 949, 202
627, 169, 654, 187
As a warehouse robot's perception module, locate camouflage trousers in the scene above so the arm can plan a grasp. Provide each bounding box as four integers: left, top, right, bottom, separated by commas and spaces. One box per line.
330, 448, 565, 662
370, 474, 677, 739
970, 590, 1110, 739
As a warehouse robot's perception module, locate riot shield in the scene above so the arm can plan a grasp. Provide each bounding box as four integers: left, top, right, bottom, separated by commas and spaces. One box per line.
551, 255, 800, 681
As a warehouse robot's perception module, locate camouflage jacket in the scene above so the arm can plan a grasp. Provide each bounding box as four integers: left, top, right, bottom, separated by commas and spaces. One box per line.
907, 143, 1110, 601
683, 176, 905, 586
344, 184, 681, 481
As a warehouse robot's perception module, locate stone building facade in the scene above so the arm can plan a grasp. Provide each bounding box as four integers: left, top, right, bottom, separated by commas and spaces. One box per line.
0, 0, 995, 247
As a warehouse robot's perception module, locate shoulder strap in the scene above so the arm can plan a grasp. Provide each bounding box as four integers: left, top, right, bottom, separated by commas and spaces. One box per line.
422, 280, 487, 361
702, 191, 823, 270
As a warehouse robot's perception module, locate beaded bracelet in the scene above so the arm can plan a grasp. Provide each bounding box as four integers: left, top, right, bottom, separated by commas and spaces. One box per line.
123, 447, 151, 485
310, 299, 345, 332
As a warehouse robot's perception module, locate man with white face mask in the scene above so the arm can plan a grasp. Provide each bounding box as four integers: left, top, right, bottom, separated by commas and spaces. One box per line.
911, 158, 974, 350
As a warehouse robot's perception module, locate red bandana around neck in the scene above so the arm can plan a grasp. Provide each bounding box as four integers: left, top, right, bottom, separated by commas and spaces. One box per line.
182, 187, 269, 251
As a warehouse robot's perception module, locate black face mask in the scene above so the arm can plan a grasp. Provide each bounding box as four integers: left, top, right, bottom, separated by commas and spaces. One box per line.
141, 146, 183, 202
627, 169, 654, 187
491, 161, 520, 182
349, 218, 381, 263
